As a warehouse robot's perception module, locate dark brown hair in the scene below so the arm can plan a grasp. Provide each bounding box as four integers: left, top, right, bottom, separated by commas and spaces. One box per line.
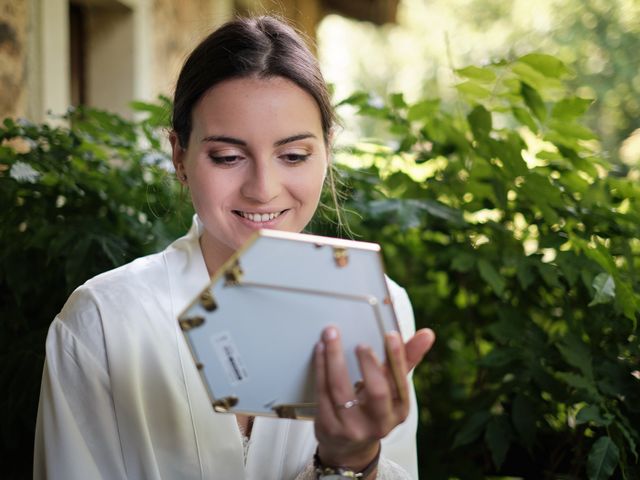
171, 16, 335, 149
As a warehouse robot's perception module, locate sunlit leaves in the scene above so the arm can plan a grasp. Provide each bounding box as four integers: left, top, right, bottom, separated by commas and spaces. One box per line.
407, 99, 440, 122
456, 65, 498, 83
0, 102, 194, 477
456, 81, 493, 99
551, 96, 595, 120
335, 51, 639, 479
468, 105, 492, 142
589, 273, 615, 306
521, 82, 547, 121
518, 53, 571, 79
3, 46, 638, 480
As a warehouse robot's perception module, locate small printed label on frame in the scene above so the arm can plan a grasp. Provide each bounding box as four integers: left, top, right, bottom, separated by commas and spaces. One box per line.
212, 331, 249, 386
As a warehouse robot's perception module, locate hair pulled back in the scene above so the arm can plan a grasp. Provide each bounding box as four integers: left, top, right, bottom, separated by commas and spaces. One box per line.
172, 16, 335, 149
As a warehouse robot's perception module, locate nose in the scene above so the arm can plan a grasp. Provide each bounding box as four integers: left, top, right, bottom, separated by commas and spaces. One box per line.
240, 158, 281, 204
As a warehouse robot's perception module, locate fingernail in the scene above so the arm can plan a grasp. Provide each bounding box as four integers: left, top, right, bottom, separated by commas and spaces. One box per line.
323, 327, 338, 341
316, 341, 325, 353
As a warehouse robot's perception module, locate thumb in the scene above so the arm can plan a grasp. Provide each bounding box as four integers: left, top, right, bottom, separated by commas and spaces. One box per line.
404, 328, 435, 371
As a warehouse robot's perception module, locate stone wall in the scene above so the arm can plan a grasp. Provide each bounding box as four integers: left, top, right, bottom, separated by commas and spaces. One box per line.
0, 0, 28, 119
0, 0, 397, 120
149, 0, 340, 99
151, 0, 231, 97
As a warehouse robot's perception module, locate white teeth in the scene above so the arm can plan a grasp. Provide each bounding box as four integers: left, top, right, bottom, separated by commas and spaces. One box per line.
238, 211, 282, 222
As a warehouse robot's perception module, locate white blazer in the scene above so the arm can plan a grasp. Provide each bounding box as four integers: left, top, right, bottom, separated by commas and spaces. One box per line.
34, 216, 420, 479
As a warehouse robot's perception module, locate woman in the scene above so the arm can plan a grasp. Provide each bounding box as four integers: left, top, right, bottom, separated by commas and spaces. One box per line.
34, 16, 435, 480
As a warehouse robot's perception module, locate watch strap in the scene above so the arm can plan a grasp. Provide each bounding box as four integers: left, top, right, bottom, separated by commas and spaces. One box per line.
313, 444, 381, 479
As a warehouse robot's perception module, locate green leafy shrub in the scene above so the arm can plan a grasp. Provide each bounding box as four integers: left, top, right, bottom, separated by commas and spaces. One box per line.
1, 53, 638, 480
0, 99, 193, 478
335, 54, 639, 479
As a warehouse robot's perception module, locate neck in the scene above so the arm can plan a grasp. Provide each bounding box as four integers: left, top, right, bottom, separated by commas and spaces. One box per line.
199, 233, 235, 276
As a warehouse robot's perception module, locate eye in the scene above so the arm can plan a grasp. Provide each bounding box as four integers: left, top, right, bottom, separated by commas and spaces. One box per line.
209, 154, 242, 165
281, 153, 311, 164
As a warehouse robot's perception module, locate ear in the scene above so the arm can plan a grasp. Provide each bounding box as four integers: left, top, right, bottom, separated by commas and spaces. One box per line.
170, 132, 188, 185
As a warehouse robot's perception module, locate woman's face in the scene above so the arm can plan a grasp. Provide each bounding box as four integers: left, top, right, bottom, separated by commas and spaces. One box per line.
171, 76, 329, 269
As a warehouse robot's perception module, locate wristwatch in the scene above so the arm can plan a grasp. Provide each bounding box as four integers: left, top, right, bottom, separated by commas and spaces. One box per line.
313, 445, 381, 479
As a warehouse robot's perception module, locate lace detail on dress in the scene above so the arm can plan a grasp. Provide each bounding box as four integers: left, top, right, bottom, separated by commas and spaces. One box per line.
241, 434, 251, 465
238, 416, 254, 465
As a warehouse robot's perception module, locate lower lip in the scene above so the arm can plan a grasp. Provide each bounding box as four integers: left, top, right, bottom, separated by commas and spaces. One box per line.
234, 210, 287, 229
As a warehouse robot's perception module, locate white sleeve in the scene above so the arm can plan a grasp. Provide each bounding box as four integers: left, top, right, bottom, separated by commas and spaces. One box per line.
379, 277, 419, 479
34, 292, 127, 480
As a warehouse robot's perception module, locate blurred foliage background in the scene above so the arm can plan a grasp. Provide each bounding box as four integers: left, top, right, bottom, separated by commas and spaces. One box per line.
314, 1, 640, 477
2, 0, 640, 479
318, 0, 640, 166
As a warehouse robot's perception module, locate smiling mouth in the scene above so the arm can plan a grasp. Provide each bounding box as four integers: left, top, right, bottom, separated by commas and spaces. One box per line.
233, 210, 288, 223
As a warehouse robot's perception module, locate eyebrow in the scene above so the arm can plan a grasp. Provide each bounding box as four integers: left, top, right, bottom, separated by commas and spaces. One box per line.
201, 132, 317, 147
274, 132, 317, 146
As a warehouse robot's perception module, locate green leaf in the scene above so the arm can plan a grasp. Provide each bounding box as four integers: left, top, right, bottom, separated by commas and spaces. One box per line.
611, 410, 639, 462
557, 335, 593, 379
516, 260, 535, 290
558, 171, 591, 194
451, 252, 476, 272
513, 62, 564, 94
452, 411, 491, 449
548, 119, 598, 140
415, 199, 466, 226
555, 371, 599, 398
587, 436, 619, 480
589, 273, 616, 307
389, 92, 406, 109
407, 99, 440, 122
477, 259, 506, 296
485, 415, 512, 470
536, 263, 562, 289
337, 91, 369, 107
519, 173, 563, 223
576, 405, 613, 427
468, 105, 492, 141
512, 106, 538, 133
613, 276, 638, 325
521, 82, 547, 121
551, 97, 594, 120
456, 65, 497, 83
582, 242, 617, 275
129, 100, 168, 117
456, 81, 492, 99
556, 253, 581, 287
518, 53, 570, 79
478, 347, 520, 368
487, 316, 525, 343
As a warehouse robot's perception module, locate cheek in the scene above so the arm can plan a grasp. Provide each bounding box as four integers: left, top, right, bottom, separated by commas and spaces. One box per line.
188, 171, 229, 210
298, 164, 326, 206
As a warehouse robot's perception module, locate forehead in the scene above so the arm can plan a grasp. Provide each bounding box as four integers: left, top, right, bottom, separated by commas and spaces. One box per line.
191, 76, 323, 138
